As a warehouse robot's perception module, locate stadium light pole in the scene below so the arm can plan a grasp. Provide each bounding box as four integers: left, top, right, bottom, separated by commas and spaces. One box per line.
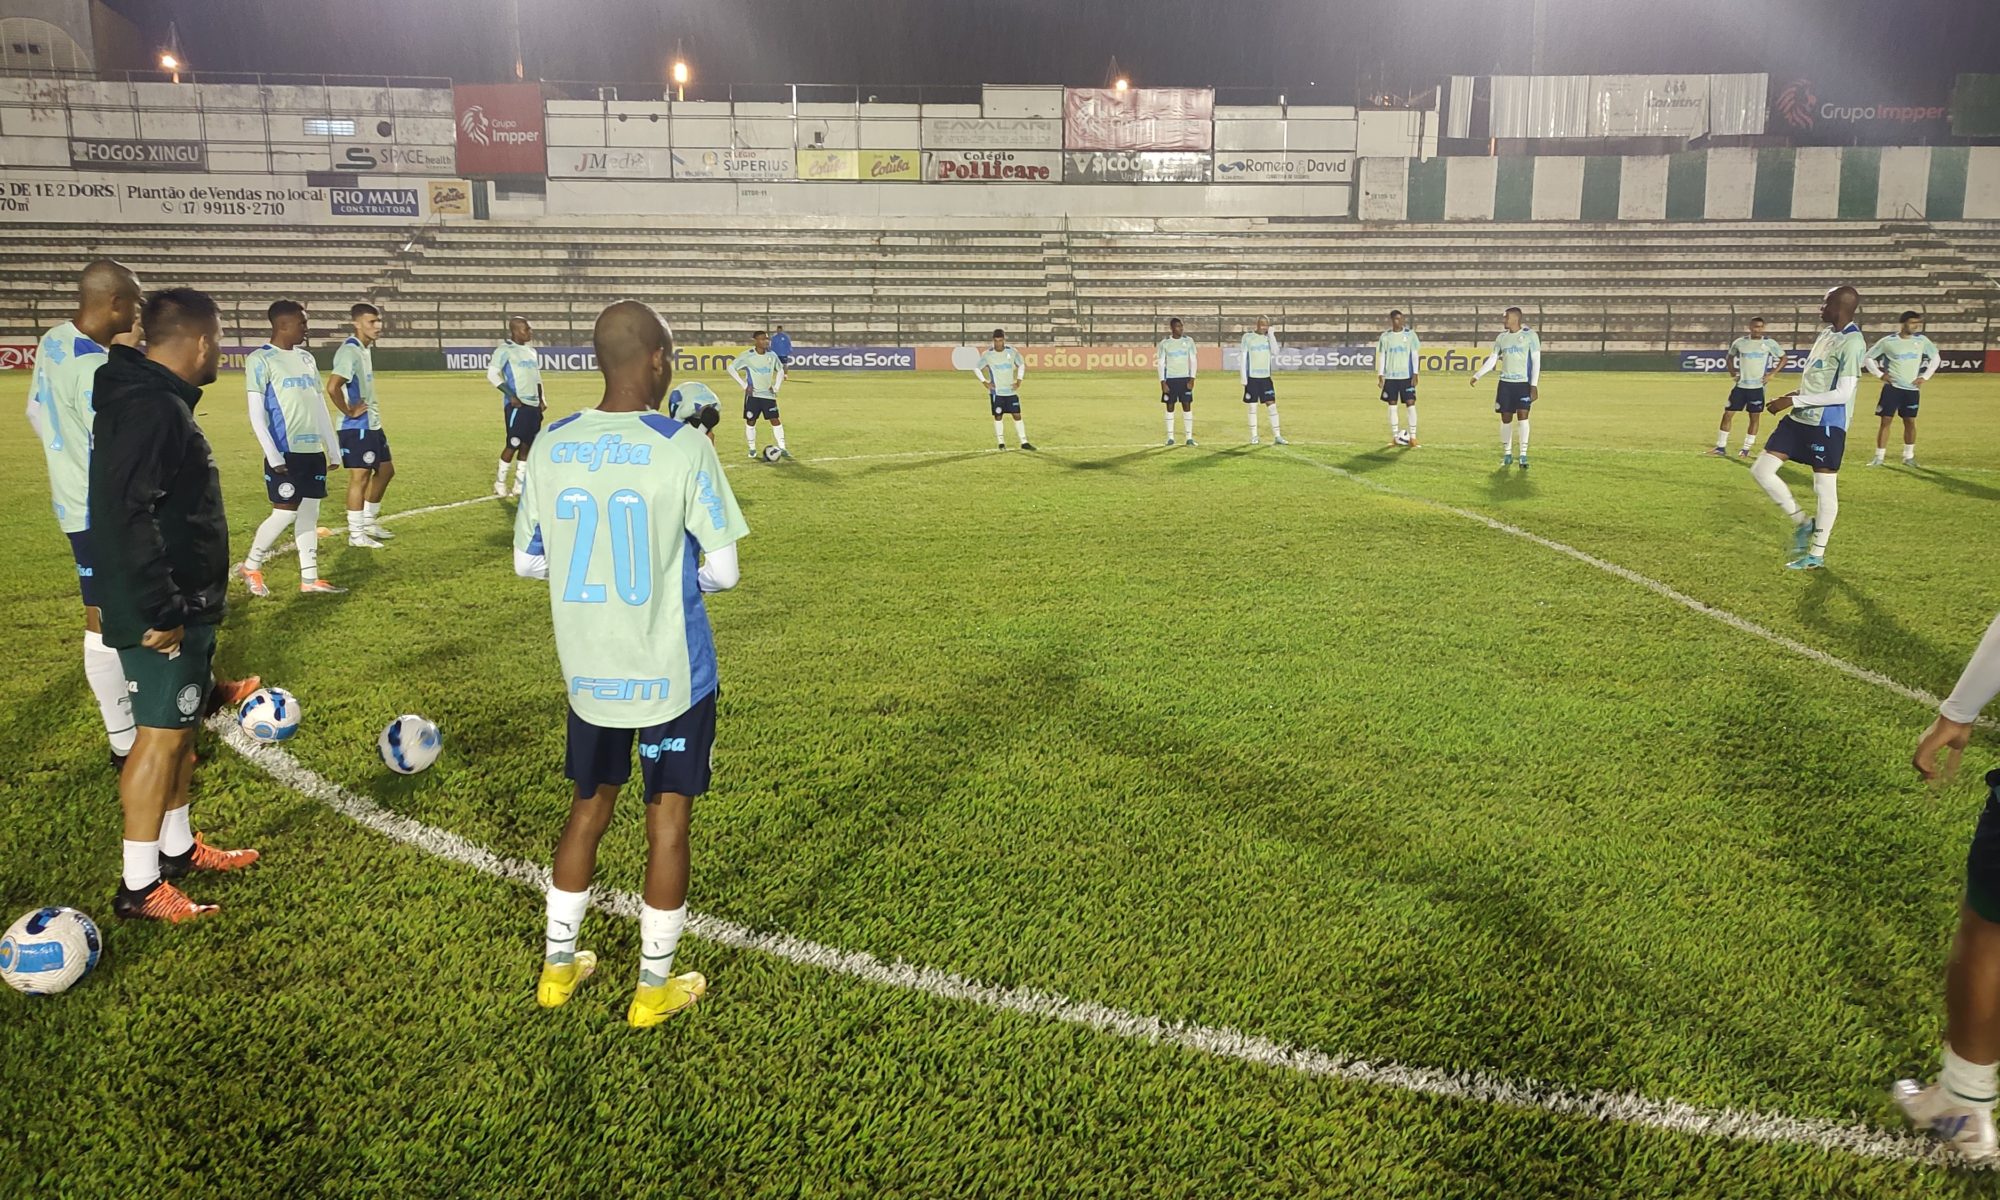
159, 53, 180, 84
672, 58, 689, 102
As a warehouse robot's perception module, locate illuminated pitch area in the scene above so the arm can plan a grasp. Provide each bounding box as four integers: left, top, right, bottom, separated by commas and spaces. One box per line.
6, 368, 2000, 1196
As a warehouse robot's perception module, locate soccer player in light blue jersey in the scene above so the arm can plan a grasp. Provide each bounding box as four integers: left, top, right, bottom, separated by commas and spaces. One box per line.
239, 300, 343, 595
515, 300, 748, 1028
1712, 316, 1785, 459
490, 316, 545, 496
328, 302, 395, 547
728, 330, 788, 460
976, 328, 1033, 450
25, 260, 142, 766
1376, 310, 1421, 446
1754, 285, 1864, 571
1239, 318, 1285, 445
1864, 310, 1941, 468
1470, 307, 1540, 469
1157, 317, 1198, 446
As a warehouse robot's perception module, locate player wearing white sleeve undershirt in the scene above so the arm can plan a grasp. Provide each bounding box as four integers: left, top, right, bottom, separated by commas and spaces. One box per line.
1469, 306, 1540, 469
239, 300, 343, 595
1238, 318, 1284, 445
1752, 285, 1864, 571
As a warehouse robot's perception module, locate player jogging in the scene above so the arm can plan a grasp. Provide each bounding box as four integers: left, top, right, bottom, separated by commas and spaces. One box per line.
1240, 318, 1285, 445
1864, 310, 1940, 469
1377, 310, 1421, 447
328, 302, 395, 547
1902, 610, 2000, 1163
1753, 285, 1865, 572
238, 301, 342, 596
490, 316, 545, 496
1158, 317, 1197, 446
25, 260, 142, 768
1711, 317, 1785, 458
728, 330, 789, 460
515, 300, 748, 1028
1470, 307, 1540, 469
89, 288, 260, 923
977, 329, 1033, 450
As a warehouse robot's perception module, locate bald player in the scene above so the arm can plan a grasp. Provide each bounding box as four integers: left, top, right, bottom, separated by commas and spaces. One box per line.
515, 300, 748, 1029
1755, 285, 1865, 571
25, 260, 143, 768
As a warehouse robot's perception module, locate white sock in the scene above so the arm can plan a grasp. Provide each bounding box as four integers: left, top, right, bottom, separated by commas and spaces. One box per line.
1904, 442, 1916, 461
1165, 409, 1175, 438
513, 459, 529, 489
496, 459, 509, 486
1750, 453, 1803, 519
544, 886, 590, 962
1267, 405, 1281, 437
1809, 472, 1838, 556
1388, 406, 1401, 436
747, 425, 759, 453
362, 500, 382, 525
1716, 429, 1730, 449
83, 631, 135, 756
993, 418, 1005, 443
1501, 422, 1515, 454
773, 424, 787, 451
1516, 418, 1531, 456
1943, 1044, 1999, 1109
160, 805, 193, 857
1013, 417, 1027, 444
1742, 432, 1757, 451
639, 903, 689, 986
246, 508, 297, 569
1405, 406, 1417, 436
122, 838, 161, 892
348, 508, 365, 533
294, 498, 321, 580
1870, 447, 1887, 463
1183, 411, 1193, 440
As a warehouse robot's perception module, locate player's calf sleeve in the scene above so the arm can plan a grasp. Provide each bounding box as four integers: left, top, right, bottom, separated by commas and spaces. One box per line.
1516, 418, 1530, 455
294, 498, 321, 579
1750, 453, 1801, 517
639, 903, 688, 985
247, 508, 297, 567
544, 886, 589, 962
82, 631, 135, 756
1184, 412, 1194, 438
1810, 473, 1838, 554
1943, 1044, 2000, 1110
1246, 408, 1257, 435
1716, 429, 1730, 448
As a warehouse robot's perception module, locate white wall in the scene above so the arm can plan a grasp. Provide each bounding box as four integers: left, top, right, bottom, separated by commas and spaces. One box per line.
548, 179, 1353, 220
1529, 156, 1584, 220
1442, 155, 1495, 220
1876, 146, 1930, 218
1792, 147, 1840, 219
1617, 155, 1668, 220
1969, 147, 2000, 220
1703, 147, 1755, 220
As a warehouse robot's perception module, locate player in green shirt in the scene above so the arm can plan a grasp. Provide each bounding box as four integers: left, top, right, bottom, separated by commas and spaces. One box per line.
1754, 285, 1865, 571
728, 331, 789, 460
1863, 310, 1941, 468
1376, 310, 1421, 447
1712, 317, 1786, 459
328, 303, 395, 547
515, 301, 748, 1029
1157, 317, 1198, 446
1470, 307, 1541, 469
976, 329, 1033, 450
239, 300, 344, 596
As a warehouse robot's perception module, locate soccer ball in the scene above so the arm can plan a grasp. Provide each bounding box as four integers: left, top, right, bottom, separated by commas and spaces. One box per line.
1393, 430, 1411, 447
761, 444, 783, 463
0, 906, 102, 995
379, 714, 442, 774
238, 687, 301, 742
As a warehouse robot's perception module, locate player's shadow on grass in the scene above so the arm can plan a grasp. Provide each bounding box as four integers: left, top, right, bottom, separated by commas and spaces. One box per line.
759, 462, 839, 487
1483, 468, 1537, 501
850, 451, 992, 479
1792, 568, 1962, 688
1168, 445, 1253, 472
1327, 448, 1399, 476
1912, 468, 2000, 505
1059, 447, 1159, 473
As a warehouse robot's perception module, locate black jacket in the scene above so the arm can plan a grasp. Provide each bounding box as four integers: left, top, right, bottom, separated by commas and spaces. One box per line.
87, 345, 230, 647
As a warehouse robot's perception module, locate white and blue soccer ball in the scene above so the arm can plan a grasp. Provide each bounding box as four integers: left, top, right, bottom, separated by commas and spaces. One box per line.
1393, 430, 1411, 447
761, 444, 784, 462
667, 381, 719, 424
238, 687, 301, 743
379, 714, 442, 775
0, 906, 102, 995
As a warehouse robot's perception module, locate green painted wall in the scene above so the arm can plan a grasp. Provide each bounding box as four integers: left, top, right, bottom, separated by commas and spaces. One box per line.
1494, 157, 1535, 220
1406, 157, 1447, 221
1579, 156, 1621, 220
1665, 152, 1707, 220
1751, 148, 1795, 219
1837, 147, 1880, 219
1927, 146, 1969, 221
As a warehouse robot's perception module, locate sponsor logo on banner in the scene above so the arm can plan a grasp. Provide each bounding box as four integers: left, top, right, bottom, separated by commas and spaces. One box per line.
1937, 350, 1987, 373
68, 137, 206, 171
1212, 151, 1353, 182
1065, 151, 1210, 183
671, 148, 793, 180
552, 147, 672, 179
331, 144, 456, 174
447, 345, 597, 372
796, 149, 858, 180
1680, 350, 1810, 373
861, 150, 919, 181
1221, 345, 1375, 372
1587, 75, 1708, 138
784, 346, 915, 370
1772, 78, 1950, 142
1064, 87, 1214, 151
443, 344, 913, 372
330, 187, 419, 218
924, 149, 1061, 182
919, 117, 1064, 149
426, 179, 471, 216
453, 83, 545, 175
0, 341, 37, 370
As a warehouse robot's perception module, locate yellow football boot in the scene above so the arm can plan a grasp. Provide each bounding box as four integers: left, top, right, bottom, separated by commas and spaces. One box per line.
627, 971, 707, 1028
536, 950, 598, 1009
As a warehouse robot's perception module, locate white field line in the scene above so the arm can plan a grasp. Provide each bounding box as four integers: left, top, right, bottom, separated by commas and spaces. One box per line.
209, 715, 1959, 1169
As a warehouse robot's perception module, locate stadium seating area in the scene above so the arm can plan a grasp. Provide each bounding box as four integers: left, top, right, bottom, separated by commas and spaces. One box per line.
5, 218, 1997, 352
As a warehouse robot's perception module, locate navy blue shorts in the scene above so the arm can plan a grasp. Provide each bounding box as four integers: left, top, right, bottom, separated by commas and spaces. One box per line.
1875, 384, 1920, 419
1726, 386, 1766, 413
1495, 380, 1534, 415
1162, 378, 1193, 405
1966, 770, 2000, 924
506, 402, 545, 449
744, 396, 780, 422
989, 391, 1022, 416
67, 530, 102, 607
1765, 418, 1846, 471
338, 427, 391, 469
566, 691, 718, 799
1381, 380, 1417, 403
264, 451, 328, 506
1243, 377, 1276, 404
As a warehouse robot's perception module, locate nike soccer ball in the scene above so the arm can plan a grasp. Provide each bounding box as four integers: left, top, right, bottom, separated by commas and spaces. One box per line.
761, 444, 783, 462
0, 906, 102, 995
1393, 431, 1411, 446
379, 714, 442, 774
238, 687, 301, 742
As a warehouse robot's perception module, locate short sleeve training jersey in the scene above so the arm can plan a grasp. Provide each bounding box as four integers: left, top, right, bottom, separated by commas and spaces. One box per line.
978, 347, 1025, 395
1865, 333, 1939, 388
332, 337, 379, 431
490, 341, 544, 405
27, 321, 108, 532
1731, 336, 1786, 387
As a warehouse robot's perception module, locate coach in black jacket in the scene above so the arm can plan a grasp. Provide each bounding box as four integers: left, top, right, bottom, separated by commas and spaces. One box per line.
88, 287, 257, 922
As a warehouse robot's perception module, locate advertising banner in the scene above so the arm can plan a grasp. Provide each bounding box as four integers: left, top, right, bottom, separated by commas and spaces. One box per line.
860, 150, 920, 181
1064, 150, 1210, 183
1064, 87, 1214, 151
0, 173, 457, 224
426, 179, 472, 216
445, 344, 916, 373
924, 149, 1061, 182
0, 340, 36, 370
669, 148, 793, 180
1770, 78, 1951, 144
796, 148, 859, 181
549, 147, 672, 179
920, 117, 1063, 150
783, 346, 916, 370
453, 83, 545, 175
330, 143, 457, 175
1211, 151, 1354, 182
1937, 350, 1988, 373
1587, 74, 1709, 138
68, 137, 206, 171
1679, 350, 1808, 373
1220, 345, 1376, 372
330, 187, 419, 218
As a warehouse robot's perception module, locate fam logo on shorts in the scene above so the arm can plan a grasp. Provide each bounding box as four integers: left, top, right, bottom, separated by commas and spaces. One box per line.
278, 480, 296, 500
176, 684, 204, 717
363, 451, 378, 465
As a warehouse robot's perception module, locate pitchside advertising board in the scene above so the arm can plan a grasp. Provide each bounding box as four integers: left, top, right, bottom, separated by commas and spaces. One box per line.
1679, 349, 1989, 373
0, 172, 468, 224
443, 345, 917, 372
920, 117, 1063, 150
1064, 151, 1210, 183
1211, 151, 1354, 182
925, 150, 1060, 182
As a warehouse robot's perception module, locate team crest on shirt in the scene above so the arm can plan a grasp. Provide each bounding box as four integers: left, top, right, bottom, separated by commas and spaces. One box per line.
175, 684, 203, 716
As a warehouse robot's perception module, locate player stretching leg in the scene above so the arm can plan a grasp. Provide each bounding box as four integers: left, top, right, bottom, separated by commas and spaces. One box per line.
729, 331, 788, 460
1754, 286, 1864, 572
1712, 317, 1784, 458
26, 260, 142, 768
90, 289, 260, 923
1240, 318, 1285, 445
239, 301, 343, 596
1377, 310, 1421, 447
329, 303, 395, 547
515, 301, 748, 1027
977, 329, 1033, 450
1901, 612, 2000, 1163
490, 316, 545, 496
1158, 317, 1197, 446
1470, 307, 1540, 469
1864, 310, 1940, 469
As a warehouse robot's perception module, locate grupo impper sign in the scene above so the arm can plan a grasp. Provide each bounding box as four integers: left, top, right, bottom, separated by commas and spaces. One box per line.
444, 345, 914, 372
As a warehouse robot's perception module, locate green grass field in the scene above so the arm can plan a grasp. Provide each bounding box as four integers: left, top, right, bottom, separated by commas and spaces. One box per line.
6, 365, 2000, 1197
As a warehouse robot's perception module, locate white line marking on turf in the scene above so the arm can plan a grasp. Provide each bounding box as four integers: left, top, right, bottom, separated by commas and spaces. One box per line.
208, 713, 1960, 1169
258, 494, 501, 561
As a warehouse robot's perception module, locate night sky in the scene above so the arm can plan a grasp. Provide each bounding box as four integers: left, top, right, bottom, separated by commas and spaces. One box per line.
105, 0, 2000, 103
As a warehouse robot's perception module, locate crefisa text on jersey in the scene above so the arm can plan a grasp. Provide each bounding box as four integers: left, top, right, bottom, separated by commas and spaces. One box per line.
547, 433, 653, 470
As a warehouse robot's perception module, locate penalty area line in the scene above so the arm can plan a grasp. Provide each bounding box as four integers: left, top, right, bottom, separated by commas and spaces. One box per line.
208, 714, 1958, 1169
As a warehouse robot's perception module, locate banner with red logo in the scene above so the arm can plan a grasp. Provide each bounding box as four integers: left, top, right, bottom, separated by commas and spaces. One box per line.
453, 84, 546, 176
1768, 78, 1951, 144
1064, 88, 1213, 151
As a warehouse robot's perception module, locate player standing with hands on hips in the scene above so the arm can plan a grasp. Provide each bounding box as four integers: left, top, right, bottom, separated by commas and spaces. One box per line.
729, 331, 789, 461
1711, 316, 1785, 459
977, 329, 1033, 450
329, 303, 396, 547
490, 316, 545, 496
1158, 317, 1197, 446
1864, 310, 1940, 469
